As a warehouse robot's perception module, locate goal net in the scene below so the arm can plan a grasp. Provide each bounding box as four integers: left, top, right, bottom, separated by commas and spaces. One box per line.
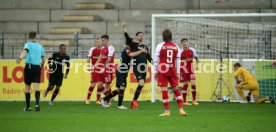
151, 13, 276, 102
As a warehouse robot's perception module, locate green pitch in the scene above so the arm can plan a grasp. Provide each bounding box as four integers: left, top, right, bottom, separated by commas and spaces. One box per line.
0, 101, 275, 132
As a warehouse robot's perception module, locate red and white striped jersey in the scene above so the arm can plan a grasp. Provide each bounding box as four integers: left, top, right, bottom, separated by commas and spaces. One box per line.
180, 47, 197, 73
87, 47, 101, 65
154, 42, 180, 75
98, 45, 115, 73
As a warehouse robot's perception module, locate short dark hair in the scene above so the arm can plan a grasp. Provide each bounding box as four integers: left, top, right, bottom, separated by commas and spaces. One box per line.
162, 29, 172, 42
101, 35, 109, 40
181, 38, 188, 43
234, 63, 241, 67
29, 31, 36, 39
59, 44, 66, 49
136, 32, 144, 36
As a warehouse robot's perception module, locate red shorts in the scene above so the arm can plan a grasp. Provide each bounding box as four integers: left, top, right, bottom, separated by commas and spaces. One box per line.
98, 73, 113, 83
157, 74, 179, 87
180, 72, 195, 82
90, 71, 99, 83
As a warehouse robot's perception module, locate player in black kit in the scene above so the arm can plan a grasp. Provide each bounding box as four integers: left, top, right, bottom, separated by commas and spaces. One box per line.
122, 21, 152, 109
101, 44, 147, 109
43, 44, 70, 105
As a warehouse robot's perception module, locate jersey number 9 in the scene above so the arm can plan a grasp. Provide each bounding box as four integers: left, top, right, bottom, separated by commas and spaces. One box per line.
167, 50, 173, 63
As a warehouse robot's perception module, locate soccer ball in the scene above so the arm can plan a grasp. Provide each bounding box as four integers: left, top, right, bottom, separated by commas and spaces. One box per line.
222, 96, 230, 103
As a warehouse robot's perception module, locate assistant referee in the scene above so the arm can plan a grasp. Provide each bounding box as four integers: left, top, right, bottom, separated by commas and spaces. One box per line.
16, 31, 45, 111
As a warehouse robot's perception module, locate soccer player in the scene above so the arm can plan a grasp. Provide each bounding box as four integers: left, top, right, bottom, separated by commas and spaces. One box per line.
101, 44, 148, 109
154, 29, 186, 116
180, 38, 200, 106
95, 35, 115, 104
43, 44, 70, 105
234, 63, 275, 104
122, 21, 152, 109
86, 38, 102, 105
16, 31, 45, 111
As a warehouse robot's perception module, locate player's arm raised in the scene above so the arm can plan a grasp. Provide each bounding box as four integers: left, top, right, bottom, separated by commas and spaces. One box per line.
122, 20, 132, 46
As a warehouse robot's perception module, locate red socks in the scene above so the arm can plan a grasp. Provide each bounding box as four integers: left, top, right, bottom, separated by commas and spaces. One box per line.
162, 91, 169, 110
182, 84, 188, 103
86, 86, 94, 100
96, 87, 104, 101
174, 89, 183, 109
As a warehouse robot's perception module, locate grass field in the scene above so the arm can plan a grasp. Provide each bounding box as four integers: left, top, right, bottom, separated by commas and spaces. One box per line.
0, 101, 276, 132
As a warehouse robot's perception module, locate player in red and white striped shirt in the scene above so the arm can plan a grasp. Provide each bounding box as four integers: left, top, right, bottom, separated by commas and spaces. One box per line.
86, 38, 102, 105
180, 38, 200, 106
154, 29, 186, 116
96, 35, 115, 104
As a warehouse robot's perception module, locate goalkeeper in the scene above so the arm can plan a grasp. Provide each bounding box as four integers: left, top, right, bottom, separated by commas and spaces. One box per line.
234, 63, 274, 104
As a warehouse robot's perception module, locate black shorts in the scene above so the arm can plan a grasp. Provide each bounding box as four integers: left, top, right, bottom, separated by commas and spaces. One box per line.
116, 70, 128, 88
133, 64, 147, 82
24, 64, 41, 85
49, 73, 64, 86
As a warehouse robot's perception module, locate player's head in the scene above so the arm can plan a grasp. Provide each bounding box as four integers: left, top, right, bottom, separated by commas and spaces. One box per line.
234, 63, 241, 71
135, 32, 144, 42
29, 31, 37, 40
59, 44, 67, 55
101, 35, 109, 47
94, 38, 102, 48
162, 29, 172, 42
181, 38, 189, 49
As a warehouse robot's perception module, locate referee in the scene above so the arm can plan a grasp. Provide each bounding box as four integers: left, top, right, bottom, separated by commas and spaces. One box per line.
16, 31, 45, 112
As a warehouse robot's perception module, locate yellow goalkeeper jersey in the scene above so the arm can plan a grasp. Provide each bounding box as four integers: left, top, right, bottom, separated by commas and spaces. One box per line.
234, 67, 257, 82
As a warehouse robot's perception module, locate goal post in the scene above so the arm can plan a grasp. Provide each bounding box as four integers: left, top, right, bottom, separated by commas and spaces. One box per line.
151, 13, 276, 102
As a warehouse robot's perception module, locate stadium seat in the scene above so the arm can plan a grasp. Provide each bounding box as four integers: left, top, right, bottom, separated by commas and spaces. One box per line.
50, 27, 89, 34
38, 40, 73, 47
63, 15, 102, 22
74, 3, 113, 10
